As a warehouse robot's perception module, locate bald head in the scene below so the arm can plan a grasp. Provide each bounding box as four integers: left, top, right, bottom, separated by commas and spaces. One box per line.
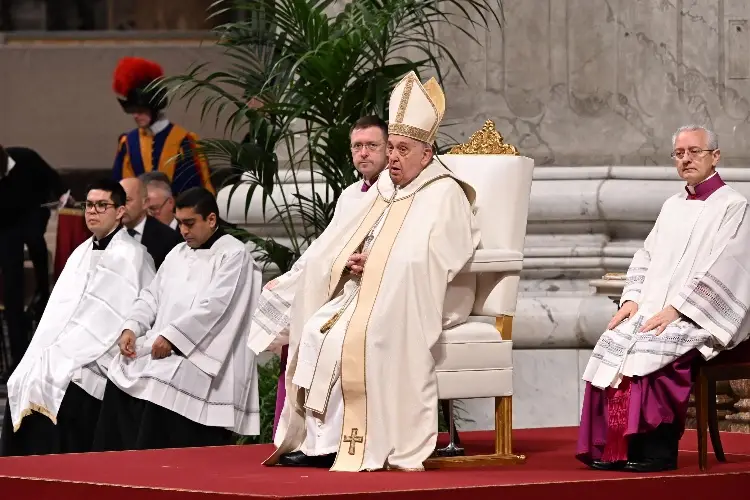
120, 178, 148, 229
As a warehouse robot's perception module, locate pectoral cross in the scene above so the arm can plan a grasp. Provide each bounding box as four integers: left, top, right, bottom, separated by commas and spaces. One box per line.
343, 428, 364, 455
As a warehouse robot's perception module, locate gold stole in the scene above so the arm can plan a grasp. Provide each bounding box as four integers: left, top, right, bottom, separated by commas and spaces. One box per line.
324, 194, 415, 471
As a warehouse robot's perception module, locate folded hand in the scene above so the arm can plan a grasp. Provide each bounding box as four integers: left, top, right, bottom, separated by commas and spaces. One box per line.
151, 335, 174, 359
639, 306, 680, 335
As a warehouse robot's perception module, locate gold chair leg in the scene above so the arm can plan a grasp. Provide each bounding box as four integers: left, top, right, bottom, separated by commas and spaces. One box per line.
424, 396, 526, 469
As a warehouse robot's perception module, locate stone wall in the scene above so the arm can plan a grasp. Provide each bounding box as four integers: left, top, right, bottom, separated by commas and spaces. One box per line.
440, 0, 750, 166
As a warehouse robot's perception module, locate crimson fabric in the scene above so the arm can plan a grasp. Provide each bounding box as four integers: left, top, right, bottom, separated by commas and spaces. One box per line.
1, 428, 749, 500
577, 351, 699, 463
684, 172, 726, 200
53, 210, 91, 280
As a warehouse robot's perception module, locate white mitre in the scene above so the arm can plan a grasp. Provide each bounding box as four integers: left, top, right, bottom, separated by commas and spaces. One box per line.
388, 71, 445, 144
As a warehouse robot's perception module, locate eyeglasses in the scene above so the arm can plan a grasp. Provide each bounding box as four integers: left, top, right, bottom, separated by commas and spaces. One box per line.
670, 148, 715, 160
350, 142, 383, 152
147, 197, 172, 215
81, 200, 116, 213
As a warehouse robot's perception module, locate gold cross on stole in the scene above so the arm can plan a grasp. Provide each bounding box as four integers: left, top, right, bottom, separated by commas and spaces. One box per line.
343, 428, 364, 455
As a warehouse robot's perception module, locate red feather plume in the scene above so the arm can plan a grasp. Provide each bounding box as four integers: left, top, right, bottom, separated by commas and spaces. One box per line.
112, 57, 164, 97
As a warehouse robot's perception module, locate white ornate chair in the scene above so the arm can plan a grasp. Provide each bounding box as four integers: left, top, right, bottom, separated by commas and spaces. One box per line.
425, 122, 534, 468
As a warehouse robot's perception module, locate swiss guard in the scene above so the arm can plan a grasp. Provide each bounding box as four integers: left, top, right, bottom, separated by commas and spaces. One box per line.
111, 57, 215, 194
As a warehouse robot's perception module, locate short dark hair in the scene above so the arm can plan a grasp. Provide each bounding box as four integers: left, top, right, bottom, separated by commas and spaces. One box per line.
87, 178, 126, 207
139, 171, 171, 186
174, 187, 219, 220
350, 115, 387, 140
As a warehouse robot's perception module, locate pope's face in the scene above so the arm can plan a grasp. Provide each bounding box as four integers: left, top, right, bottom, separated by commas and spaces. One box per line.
84, 189, 125, 239
175, 206, 217, 248
386, 135, 433, 187
673, 129, 719, 185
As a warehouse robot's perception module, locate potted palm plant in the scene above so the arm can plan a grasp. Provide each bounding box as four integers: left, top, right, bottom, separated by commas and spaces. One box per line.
160, 0, 501, 275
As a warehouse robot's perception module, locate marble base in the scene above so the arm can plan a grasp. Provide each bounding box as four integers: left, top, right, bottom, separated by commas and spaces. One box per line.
455, 348, 592, 431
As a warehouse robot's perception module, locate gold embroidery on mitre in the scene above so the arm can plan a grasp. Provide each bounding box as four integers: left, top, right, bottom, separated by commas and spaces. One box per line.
448, 120, 520, 155
388, 71, 444, 144
395, 77, 414, 124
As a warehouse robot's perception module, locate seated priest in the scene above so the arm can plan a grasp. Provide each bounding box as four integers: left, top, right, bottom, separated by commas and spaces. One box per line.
577, 125, 749, 473
271, 114, 392, 436
247, 71, 480, 471
92, 187, 262, 451
1, 179, 156, 457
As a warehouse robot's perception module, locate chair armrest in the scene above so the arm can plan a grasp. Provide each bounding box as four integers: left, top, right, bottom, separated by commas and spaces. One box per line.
461, 249, 523, 273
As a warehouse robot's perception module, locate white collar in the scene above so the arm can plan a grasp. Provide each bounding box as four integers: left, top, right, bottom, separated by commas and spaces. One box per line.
169, 218, 178, 230
6, 155, 15, 174
131, 215, 147, 235
150, 118, 170, 135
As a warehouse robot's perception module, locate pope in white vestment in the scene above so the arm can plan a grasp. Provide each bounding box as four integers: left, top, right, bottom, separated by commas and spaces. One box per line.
92, 187, 262, 451
271, 116, 391, 436
578, 126, 750, 473
249, 72, 480, 471
1, 180, 155, 456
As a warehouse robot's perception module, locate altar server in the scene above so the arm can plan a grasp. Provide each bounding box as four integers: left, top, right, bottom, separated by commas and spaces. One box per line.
249, 72, 480, 471
1, 179, 155, 456
111, 57, 215, 195
92, 187, 261, 451
578, 125, 749, 472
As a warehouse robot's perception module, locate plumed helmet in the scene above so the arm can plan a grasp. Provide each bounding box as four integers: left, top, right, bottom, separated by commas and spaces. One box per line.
112, 57, 168, 114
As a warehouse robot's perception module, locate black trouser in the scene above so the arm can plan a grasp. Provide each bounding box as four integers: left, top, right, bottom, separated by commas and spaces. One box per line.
22, 207, 51, 298
0, 383, 102, 457
92, 381, 234, 452
0, 221, 28, 369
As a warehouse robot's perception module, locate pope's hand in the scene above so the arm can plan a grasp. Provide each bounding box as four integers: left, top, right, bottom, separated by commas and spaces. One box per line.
347, 253, 367, 275
639, 305, 681, 335
151, 335, 173, 359
607, 300, 638, 330
118, 329, 137, 359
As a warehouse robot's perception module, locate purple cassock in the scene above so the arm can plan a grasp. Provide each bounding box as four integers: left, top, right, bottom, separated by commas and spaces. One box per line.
576, 172, 726, 463
272, 177, 377, 438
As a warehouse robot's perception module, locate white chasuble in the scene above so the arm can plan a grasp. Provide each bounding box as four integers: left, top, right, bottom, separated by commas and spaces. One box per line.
251, 161, 480, 471
249, 180, 375, 355
108, 234, 262, 435
583, 186, 747, 389
7, 229, 155, 430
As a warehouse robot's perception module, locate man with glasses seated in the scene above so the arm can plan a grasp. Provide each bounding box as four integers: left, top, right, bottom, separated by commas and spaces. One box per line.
577, 125, 748, 472
1, 179, 155, 456
140, 171, 179, 232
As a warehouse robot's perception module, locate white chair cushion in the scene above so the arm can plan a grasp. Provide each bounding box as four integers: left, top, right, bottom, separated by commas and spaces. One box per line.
432, 318, 512, 372
436, 369, 513, 399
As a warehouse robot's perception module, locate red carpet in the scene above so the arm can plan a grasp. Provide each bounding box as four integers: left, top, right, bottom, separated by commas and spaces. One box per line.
1, 427, 750, 499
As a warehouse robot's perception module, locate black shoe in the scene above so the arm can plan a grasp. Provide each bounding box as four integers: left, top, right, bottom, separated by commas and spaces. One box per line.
623, 458, 677, 473
278, 451, 336, 468
590, 460, 626, 471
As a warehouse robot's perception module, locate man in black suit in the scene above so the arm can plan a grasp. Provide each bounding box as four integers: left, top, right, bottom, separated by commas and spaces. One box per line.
0, 145, 67, 380
120, 178, 182, 269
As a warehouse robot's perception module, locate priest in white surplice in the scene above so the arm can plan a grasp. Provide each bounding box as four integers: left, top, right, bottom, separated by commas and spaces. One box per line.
1, 179, 155, 456
578, 125, 749, 473
92, 187, 262, 451
272, 114, 391, 436
248, 72, 480, 471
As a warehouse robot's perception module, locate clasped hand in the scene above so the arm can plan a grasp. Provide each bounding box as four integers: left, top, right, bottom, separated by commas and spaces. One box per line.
607, 301, 680, 335
346, 253, 367, 276
118, 329, 173, 359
